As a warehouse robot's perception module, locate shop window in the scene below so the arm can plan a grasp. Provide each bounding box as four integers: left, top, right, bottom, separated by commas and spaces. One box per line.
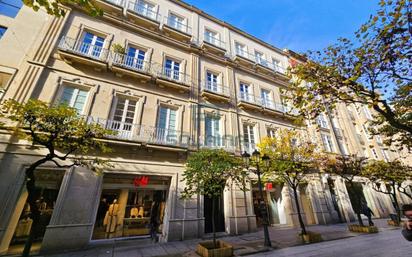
92, 174, 170, 240
8, 170, 65, 255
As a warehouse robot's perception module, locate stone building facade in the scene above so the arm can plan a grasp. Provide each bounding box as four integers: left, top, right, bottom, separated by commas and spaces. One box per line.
0, 1, 410, 255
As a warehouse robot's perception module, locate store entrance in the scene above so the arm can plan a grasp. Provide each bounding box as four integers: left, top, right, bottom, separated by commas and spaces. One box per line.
7, 170, 65, 255
253, 182, 287, 226
204, 194, 225, 233
92, 174, 170, 240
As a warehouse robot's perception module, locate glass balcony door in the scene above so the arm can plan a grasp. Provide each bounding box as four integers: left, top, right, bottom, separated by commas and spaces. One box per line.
111, 98, 138, 139
125, 47, 146, 70
164, 59, 180, 81
80, 32, 105, 58
157, 106, 177, 144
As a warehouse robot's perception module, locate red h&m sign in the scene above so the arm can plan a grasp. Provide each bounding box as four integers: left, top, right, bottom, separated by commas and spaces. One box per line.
134, 176, 149, 187
266, 183, 273, 190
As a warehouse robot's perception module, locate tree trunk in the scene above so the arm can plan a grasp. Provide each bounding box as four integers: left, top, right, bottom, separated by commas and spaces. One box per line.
22, 158, 49, 257
349, 183, 364, 226
212, 196, 217, 249
292, 186, 307, 235
391, 185, 401, 225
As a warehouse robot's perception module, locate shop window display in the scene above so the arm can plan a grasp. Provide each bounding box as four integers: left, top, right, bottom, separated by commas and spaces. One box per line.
8, 170, 65, 255
92, 174, 169, 240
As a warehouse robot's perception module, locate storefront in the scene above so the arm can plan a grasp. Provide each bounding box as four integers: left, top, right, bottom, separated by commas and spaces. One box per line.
7, 170, 65, 255
92, 173, 170, 240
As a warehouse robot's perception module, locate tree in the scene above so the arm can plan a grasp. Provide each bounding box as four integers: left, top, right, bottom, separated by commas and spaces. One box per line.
180, 149, 246, 248
258, 129, 322, 236
323, 155, 368, 226
287, 0, 411, 150
0, 99, 113, 257
23, 0, 102, 17
363, 159, 412, 224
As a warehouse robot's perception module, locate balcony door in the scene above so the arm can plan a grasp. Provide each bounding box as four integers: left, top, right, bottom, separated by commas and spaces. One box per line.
243, 123, 256, 153
164, 59, 180, 81
58, 86, 88, 114
125, 46, 146, 70
240, 83, 251, 102
260, 89, 271, 108
156, 106, 177, 144
80, 32, 105, 58
205, 115, 221, 147
206, 72, 219, 92
110, 98, 137, 140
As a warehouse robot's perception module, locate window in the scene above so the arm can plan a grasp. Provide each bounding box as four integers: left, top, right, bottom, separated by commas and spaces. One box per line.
260, 89, 271, 107
80, 32, 105, 58
255, 51, 266, 65
272, 58, 283, 73
317, 114, 329, 129
205, 115, 221, 147
125, 46, 146, 70
205, 29, 219, 45
321, 134, 334, 152
206, 71, 219, 92
363, 106, 373, 120
135, 0, 156, 19
164, 58, 181, 80
168, 13, 185, 31
110, 97, 138, 138
375, 135, 383, 144
58, 86, 88, 114
0, 71, 12, 99
362, 147, 369, 158
372, 148, 379, 159
267, 128, 277, 138
339, 140, 349, 155
362, 124, 371, 140
0, 0, 22, 18
239, 82, 251, 101
381, 149, 389, 162
243, 123, 256, 153
157, 106, 177, 143
235, 42, 247, 57
0, 26, 6, 39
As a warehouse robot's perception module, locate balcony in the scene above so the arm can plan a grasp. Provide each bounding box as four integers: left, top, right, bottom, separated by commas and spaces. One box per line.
233, 49, 256, 68
199, 135, 236, 152
111, 52, 152, 81
127, 1, 161, 30
162, 16, 192, 42
57, 36, 109, 70
201, 34, 226, 55
92, 117, 190, 148
156, 67, 191, 92
200, 81, 230, 102
94, 0, 124, 16
237, 93, 262, 111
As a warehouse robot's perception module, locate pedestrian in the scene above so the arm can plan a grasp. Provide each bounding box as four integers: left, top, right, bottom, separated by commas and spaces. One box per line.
401, 204, 412, 241
361, 203, 374, 226
149, 200, 160, 242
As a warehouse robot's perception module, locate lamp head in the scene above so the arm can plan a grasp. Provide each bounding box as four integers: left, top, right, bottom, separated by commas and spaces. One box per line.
241, 151, 251, 166
252, 149, 260, 162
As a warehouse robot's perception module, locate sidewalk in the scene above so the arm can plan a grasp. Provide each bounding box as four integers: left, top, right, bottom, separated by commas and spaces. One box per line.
38, 219, 399, 257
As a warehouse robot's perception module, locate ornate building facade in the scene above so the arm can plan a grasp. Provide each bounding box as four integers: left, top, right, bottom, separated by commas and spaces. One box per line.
0, 1, 410, 255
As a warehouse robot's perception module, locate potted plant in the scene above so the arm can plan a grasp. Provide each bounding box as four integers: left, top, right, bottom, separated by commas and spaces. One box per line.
181, 149, 246, 257
111, 43, 126, 63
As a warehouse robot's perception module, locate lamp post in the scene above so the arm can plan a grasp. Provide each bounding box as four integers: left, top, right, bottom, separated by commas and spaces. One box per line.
242, 149, 272, 248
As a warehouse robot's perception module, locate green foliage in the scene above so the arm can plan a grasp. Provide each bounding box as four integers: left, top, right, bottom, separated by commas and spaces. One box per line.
112, 43, 126, 54
181, 149, 246, 199
23, 0, 103, 17
258, 129, 322, 188
0, 99, 113, 171
363, 159, 412, 200
323, 154, 367, 183
287, 0, 411, 150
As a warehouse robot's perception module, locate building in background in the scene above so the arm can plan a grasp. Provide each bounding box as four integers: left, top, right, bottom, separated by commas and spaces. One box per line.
0, 0, 410, 255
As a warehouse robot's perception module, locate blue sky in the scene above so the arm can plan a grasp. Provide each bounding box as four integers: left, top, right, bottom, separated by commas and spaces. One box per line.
185, 0, 380, 53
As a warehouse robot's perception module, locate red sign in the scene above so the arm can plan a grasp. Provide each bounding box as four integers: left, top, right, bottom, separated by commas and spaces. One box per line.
266, 183, 273, 190
134, 176, 149, 187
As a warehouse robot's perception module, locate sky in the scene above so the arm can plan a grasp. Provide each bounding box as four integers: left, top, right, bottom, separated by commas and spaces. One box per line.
184, 0, 380, 53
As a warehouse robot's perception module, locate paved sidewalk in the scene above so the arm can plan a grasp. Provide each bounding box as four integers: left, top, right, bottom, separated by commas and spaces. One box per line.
37, 219, 399, 257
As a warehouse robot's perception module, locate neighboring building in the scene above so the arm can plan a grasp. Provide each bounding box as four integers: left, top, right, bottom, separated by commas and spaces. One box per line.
0, 1, 410, 255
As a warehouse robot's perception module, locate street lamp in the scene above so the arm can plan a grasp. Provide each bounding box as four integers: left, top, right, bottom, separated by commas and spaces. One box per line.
242, 150, 272, 248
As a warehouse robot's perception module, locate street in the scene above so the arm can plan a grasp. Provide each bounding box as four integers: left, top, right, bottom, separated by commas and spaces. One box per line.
250, 228, 411, 257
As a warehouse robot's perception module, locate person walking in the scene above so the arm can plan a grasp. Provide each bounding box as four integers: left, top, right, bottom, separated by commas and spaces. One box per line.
149, 200, 160, 242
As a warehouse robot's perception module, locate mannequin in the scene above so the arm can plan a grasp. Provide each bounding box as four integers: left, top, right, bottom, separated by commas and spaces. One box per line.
138, 205, 144, 217
130, 206, 139, 218
104, 199, 120, 233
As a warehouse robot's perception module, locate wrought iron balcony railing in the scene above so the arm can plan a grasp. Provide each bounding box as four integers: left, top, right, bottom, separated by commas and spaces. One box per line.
127, 1, 160, 22
112, 52, 151, 73
58, 36, 109, 61
204, 33, 226, 49
89, 117, 190, 147
157, 67, 191, 85
199, 135, 236, 151
201, 81, 230, 96
164, 16, 192, 35
238, 92, 260, 105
